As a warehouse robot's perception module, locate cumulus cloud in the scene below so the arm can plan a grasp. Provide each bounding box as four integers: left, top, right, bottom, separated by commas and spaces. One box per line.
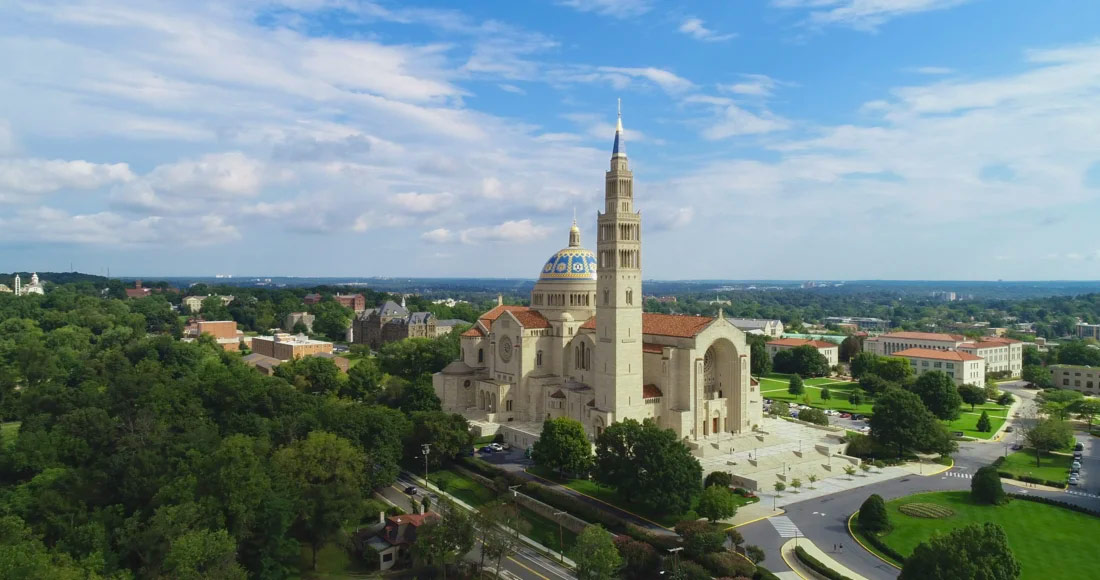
679, 18, 736, 42
0, 206, 239, 246
720, 74, 780, 97
0, 158, 134, 199
0, 120, 16, 156
556, 0, 651, 19
390, 191, 456, 214
773, 0, 973, 30
421, 227, 454, 243
703, 105, 791, 139
458, 219, 552, 244
596, 67, 694, 94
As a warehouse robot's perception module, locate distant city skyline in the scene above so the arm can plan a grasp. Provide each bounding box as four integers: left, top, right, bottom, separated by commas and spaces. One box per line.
3, 1, 1100, 279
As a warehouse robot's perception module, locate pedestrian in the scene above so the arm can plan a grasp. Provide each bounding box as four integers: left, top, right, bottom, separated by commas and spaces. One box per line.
840, 544, 844, 553
833, 544, 837, 552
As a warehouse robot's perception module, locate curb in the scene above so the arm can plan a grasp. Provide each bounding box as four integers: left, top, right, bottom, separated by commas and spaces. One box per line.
778, 540, 812, 580
730, 511, 785, 529
846, 512, 901, 570
923, 457, 954, 477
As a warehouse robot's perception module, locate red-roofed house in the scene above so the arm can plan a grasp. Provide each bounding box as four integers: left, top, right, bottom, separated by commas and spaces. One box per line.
891, 348, 986, 386
125, 280, 152, 299
365, 512, 441, 571
766, 337, 839, 367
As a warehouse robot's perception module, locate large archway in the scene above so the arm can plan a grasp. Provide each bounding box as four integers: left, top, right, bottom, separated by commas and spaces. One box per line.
703, 339, 737, 400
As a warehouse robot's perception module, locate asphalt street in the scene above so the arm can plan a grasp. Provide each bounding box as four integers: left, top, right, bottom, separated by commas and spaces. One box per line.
739, 381, 1100, 580
375, 472, 575, 580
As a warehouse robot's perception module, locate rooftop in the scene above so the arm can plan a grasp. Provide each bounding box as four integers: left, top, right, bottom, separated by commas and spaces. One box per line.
767, 337, 837, 349
891, 347, 983, 361
874, 331, 966, 342
580, 312, 716, 338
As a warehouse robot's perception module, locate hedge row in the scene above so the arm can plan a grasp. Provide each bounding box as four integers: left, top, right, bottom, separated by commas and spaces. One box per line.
997, 471, 1067, 489
795, 545, 854, 580
856, 522, 905, 564
1009, 493, 1100, 517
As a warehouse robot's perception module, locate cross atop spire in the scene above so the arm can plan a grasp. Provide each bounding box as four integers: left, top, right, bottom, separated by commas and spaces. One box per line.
612, 99, 626, 158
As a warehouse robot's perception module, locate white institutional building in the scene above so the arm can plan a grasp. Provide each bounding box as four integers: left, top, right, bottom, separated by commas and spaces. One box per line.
5, 273, 46, 296
433, 111, 762, 451
863, 330, 1022, 377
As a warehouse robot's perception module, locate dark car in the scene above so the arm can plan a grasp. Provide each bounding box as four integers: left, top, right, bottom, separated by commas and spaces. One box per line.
1075, 442, 1085, 451
404, 486, 418, 495
852, 414, 864, 421
1011, 443, 1024, 451
1004, 426, 1014, 433
480, 446, 496, 454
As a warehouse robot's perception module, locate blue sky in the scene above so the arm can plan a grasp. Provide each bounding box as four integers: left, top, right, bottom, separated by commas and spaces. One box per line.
3, 0, 1100, 280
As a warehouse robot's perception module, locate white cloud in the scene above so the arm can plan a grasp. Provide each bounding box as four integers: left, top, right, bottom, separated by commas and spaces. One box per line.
421, 227, 454, 243
773, 0, 973, 30
0, 158, 134, 198
649, 206, 695, 230
908, 66, 954, 75
597, 67, 694, 94
0, 121, 17, 156
390, 191, 456, 214
557, 0, 652, 19
145, 152, 264, 196
679, 18, 736, 42
498, 83, 526, 94
720, 74, 780, 97
703, 105, 791, 139
0, 206, 239, 246
459, 219, 552, 244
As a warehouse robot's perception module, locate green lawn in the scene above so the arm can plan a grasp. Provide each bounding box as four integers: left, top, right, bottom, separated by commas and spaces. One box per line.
428, 469, 497, 507
759, 376, 874, 415
860, 491, 1100, 579
997, 449, 1072, 482
296, 541, 369, 579
1, 422, 19, 449
519, 509, 578, 554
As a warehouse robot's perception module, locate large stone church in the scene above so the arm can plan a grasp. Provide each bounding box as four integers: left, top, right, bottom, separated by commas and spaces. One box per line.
433, 110, 762, 451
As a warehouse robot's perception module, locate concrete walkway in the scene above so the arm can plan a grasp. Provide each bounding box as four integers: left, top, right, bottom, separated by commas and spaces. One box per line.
781, 538, 870, 580
727, 500, 784, 527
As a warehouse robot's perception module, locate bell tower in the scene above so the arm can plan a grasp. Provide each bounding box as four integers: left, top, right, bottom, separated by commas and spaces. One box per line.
594, 101, 643, 420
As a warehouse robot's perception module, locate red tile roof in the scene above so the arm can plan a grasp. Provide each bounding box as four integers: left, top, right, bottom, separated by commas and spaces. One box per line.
643, 384, 663, 398
877, 331, 965, 342
125, 288, 151, 298
549, 390, 566, 399
461, 326, 485, 338
750, 378, 759, 387
959, 340, 1017, 350
509, 309, 551, 329
642, 342, 664, 354
892, 348, 983, 361
580, 313, 715, 338
767, 338, 837, 349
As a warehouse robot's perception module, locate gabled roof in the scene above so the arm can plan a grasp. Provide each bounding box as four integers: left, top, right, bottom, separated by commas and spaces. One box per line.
642, 384, 663, 398
549, 389, 566, 399
461, 325, 486, 338
377, 300, 409, 318
580, 313, 716, 338
767, 338, 837, 349
892, 348, 983, 361
479, 305, 549, 331
642, 343, 664, 354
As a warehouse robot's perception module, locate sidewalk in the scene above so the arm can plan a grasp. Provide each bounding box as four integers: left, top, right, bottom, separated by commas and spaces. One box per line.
781, 538, 870, 580
727, 500, 783, 527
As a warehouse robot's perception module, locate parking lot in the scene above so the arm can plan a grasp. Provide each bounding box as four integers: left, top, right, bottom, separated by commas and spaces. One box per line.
763, 398, 871, 433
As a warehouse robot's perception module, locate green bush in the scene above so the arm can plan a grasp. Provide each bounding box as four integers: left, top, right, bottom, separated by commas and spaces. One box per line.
858, 494, 890, 533
673, 560, 711, 580
698, 551, 756, 578
704, 470, 734, 489
859, 527, 905, 563
795, 546, 854, 580
754, 567, 782, 580
970, 465, 1007, 505
798, 408, 829, 426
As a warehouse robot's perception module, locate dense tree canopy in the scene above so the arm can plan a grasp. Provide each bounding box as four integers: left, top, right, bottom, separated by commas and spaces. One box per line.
593, 419, 702, 515
532, 417, 593, 476
870, 388, 956, 457
909, 371, 963, 421
900, 523, 1020, 580
773, 345, 830, 377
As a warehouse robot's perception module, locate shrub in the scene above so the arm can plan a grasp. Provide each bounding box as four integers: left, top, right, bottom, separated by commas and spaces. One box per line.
744, 545, 766, 564
821, 387, 832, 401
857, 524, 906, 563
798, 408, 829, 426
897, 503, 954, 518
754, 567, 782, 580
858, 494, 890, 533
675, 561, 712, 580
976, 411, 992, 433
795, 546, 854, 580
614, 535, 657, 580
699, 552, 756, 578
848, 391, 864, 405
971, 465, 1007, 505
705, 471, 734, 489
1009, 493, 1100, 516
675, 520, 725, 558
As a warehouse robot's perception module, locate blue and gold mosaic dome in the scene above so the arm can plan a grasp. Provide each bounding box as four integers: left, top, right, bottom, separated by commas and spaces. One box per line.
540, 247, 598, 281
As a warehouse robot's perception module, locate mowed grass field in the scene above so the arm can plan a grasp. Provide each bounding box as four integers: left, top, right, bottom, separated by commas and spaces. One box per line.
864, 491, 1100, 579
759, 374, 1010, 439
998, 449, 1073, 482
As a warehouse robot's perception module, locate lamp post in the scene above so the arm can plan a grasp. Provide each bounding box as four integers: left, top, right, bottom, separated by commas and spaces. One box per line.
668, 547, 683, 578
421, 443, 431, 484
553, 511, 566, 562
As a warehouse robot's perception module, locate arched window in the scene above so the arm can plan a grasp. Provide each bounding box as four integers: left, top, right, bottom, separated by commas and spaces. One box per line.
603, 290, 609, 305
626, 289, 633, 305
537, 350, 543, 367
478, 348, 484, 363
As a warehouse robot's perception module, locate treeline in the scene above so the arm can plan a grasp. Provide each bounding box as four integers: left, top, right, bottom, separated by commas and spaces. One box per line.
0, 286, 472, 578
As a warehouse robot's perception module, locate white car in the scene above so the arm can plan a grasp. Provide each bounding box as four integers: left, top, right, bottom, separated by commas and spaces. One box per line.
489, 443, 504, 452
859, 426, 871, 433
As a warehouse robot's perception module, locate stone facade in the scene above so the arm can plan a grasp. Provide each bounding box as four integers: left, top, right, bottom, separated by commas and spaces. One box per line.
284, 312, 315, 333
251, 333, 333, 360
766, 337, 839, 367
1052, 364, 1100, 395
352, 300, 436, 349
433, 111, 762, 450
865, 331, 1021, 377
891, 348, 986, 386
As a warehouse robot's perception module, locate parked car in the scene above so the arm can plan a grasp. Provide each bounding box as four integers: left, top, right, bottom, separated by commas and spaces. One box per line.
1069, 475, 1080, 486
1074, 451, 1083, 459
489, 442, 504, 452
1004, 426, 1014, 433
859, 426, 871, 434
480, 446, 496, 454
1072, 461, 1082, 470
852, 414, 864, 421
1075, 442, 1085, 451
404, 486, 418, 495
840, 413, 852, 419
502, 443, 512, 450
1011, 444, 1024, 451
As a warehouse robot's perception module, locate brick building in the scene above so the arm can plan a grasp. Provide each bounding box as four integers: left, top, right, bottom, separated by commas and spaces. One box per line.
334, 293, 367, 312
251, 333, 333, 360
183, 320, 248, 352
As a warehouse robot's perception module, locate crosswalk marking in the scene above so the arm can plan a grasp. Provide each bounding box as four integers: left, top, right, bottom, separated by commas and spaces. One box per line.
1066, 490, 1100, 499
769, 516, 802, 538
944, 472, 972, 479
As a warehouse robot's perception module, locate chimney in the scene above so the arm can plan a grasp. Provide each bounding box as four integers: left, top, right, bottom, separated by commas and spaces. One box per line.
135, 279, 142, 289
497, 294, 503, 306
379, 511, 386, 524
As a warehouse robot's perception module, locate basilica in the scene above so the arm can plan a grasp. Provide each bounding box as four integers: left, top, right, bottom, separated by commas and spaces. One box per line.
433, 111, 763, 451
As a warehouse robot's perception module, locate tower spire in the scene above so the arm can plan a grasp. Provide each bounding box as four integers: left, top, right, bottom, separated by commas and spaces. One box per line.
612, 99, 625, 158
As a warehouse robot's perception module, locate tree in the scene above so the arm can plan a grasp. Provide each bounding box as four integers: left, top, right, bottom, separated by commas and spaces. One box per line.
570, 525, 621, 580
272, 431, 365, 570
788, 375, 805, 396
798, 408, 828, 426
839, 335, 863, 363
976, 411, 992, 433
310, 300, 353, 341
771, 400, 790, 418
162, 529, 248, 580
696, 485, 738, 522
971, 465, 1006, 505
899, 523, 1020, 580
199, 296, 232, 321
871, 388, 957, 457
909, 371, 963, 421
379, 336, 459, 381
273, 355, 344, 396
848, 390, 864, 405
614, 535, 658, 580
850, 352, 878, 379
1022, 364, 1051, 388
414, 501, 474, 580
789, 478, 802, 492
773, 482, 785, 493
1039, 388, 1084, 420
703, 471, 733, 489
1025, 417, 1074, 467
747, 334, 771, 376
593, 419, 702, 514
405, 411, 473, 471
997, 392, 1014, 407
1023, 345, 1042, 367
820, 387, 832, 401
774, 346, 830, 377
389, 375, 442, 414
874, 356, 913, 383
1072, 398, 1100, 429
958, 385, 986, 411
858, 494, 890, 534
532, 417, 593, 476
1055, 341, 1100, 366
807, 474, 818, 488
675, 520, 725, 558
343, 357, 383, 400
859, 373, 891, 395
744, 545, 766, 564
473, 502, 526, 578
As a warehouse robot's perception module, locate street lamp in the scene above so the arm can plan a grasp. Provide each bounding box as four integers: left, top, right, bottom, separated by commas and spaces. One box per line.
421, 443, 431, 484
668, 547, 683, 578
553, 511, 566, 563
